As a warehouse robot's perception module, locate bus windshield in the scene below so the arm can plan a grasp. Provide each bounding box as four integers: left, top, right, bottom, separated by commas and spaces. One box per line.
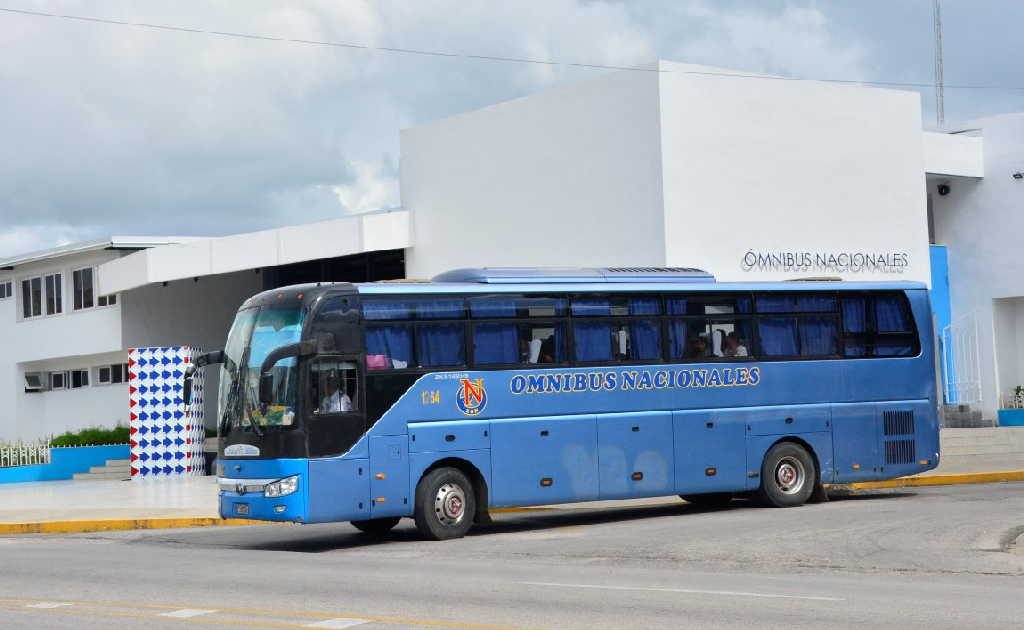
219, 305, 305, 433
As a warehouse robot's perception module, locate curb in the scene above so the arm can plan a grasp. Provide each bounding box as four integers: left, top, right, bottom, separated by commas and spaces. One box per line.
840, 470, 1024, 491
0, 517, 270, 535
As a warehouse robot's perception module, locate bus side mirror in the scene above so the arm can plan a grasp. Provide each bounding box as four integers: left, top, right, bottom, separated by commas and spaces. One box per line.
183, 376, 193, 406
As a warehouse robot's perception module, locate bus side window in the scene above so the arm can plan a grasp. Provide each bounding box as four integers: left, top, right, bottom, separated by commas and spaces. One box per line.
366, 324, 413, 369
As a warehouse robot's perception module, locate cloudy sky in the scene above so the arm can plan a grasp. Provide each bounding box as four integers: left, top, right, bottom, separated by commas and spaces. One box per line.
1, 0, 1022, 256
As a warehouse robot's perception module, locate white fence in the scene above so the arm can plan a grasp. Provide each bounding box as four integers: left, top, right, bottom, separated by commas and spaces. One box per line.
0, 440, 52, 468
942, 312, 982, 405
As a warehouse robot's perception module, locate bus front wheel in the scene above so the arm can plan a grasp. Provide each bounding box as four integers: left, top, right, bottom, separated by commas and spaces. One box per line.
414, 467, 476, 540
757, 442, 816, 508
350, 517, 401, 536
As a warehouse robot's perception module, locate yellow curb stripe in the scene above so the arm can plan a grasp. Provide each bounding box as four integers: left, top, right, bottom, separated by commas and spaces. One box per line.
847, 470, 1024, 490
0, 517, 273, 535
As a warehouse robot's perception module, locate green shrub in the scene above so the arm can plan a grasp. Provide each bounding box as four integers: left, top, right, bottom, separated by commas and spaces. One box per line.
50, 425, 130, 447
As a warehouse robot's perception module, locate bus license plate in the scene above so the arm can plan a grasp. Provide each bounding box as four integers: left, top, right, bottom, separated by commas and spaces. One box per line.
234, 503, 249, 516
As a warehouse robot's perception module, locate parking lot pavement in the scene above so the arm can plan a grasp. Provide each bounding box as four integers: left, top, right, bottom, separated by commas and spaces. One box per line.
0, 482, 1021, 629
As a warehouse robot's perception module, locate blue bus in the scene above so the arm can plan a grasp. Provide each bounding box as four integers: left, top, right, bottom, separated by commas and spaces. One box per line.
194, 267, 939, 540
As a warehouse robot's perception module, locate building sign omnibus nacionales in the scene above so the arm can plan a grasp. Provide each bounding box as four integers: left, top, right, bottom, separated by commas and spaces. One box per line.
742, 250, 910, 274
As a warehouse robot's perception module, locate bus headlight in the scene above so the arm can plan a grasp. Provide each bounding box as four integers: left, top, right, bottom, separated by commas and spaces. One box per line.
264, 475, 299, 498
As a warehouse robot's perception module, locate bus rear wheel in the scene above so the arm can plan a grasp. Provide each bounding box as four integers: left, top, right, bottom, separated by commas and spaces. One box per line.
757, 442, 816, 508
414, 467, 476, 541
350, 517, 401, 536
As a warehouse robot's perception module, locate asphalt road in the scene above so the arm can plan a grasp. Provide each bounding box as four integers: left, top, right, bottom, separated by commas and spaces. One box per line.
1, 483, 1022, 629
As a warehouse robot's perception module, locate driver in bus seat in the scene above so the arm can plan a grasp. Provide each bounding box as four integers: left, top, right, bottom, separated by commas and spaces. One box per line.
320, 372, 353, 413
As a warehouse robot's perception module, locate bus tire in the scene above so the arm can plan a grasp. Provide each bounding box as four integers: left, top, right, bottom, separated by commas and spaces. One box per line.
757, 442, 816, 507
350, 517, 401, 536
679, 492, 734, 507
414, 467, 476, 541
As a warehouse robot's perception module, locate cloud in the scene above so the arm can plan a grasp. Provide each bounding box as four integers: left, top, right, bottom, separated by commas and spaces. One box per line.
0, 0, 874, 256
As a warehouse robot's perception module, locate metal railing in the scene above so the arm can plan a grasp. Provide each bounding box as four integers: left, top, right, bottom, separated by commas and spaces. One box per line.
0, 439, 52, 468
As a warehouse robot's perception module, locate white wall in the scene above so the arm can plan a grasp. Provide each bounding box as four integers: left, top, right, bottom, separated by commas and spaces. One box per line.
0, 250, 126, 440
923, 131, 985, 178
933, 113, 1024, 418
15, 351, 130, 440
402, 67, 667, 278
658, 61, 931, 284
120, 270, 262, 428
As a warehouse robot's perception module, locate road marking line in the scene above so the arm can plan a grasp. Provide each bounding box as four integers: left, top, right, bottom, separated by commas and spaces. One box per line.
25, 602, 72, 608
305, 619, 369, 628
0, 597, 530, 630
519, 581, 844, 602
161, 608, 218, 618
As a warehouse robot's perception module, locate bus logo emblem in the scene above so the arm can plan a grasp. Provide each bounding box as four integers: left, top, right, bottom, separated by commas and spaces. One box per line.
456, 378, 487, 416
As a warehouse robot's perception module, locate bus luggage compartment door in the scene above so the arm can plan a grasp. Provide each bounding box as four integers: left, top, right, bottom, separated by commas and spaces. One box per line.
368, 435, 411, 517
597, 411, 673, 499
490, 415, 599, 506
673, 410, 747, 493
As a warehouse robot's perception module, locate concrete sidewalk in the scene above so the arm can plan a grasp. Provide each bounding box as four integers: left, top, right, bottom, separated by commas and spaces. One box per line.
0, 476, 219, 525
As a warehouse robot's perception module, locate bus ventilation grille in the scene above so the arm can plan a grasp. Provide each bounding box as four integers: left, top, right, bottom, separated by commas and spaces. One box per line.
883, 410, 914, 436
885, 439, 916, 465
883, 410, 915, 465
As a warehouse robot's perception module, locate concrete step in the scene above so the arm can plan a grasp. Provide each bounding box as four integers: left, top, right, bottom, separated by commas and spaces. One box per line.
88, 465, 130, 474
104, 459, 130, 467
73, 470, 130, 481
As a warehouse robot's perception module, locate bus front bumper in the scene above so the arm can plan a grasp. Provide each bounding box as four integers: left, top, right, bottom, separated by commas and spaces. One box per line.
217, 458, 308, 523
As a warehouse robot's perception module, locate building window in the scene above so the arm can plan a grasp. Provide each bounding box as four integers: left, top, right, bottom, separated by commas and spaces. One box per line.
50, 371, 67, 390
44, 273, 62, 315
96, 363, 129, 385
21, 277, 41, 318
70, 369, 89, 389
97, 294, 117, 307
21, 273, 63, 318
0, 281, 12, 299
73, 268, 94, 310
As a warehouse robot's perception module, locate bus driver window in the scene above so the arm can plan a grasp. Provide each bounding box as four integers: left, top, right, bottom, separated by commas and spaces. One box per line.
312, 359, 358, 415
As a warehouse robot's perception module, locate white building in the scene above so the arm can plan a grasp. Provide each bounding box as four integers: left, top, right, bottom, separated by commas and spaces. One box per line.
2, 61, 1018, 441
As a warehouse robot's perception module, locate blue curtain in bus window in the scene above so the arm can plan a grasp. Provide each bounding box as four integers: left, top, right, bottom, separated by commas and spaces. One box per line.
628, 321, 660, 360
796, 295, 835, 312
416, 323, 464, 367
876, 296, 911, 332
415, 299, 464, 319
755, 296, 793, 313
667, 322, 686, 359
365, 325, 413, 369
473, 323, 519, 365
844, 342, 867, 357
550, 325, 566, 362
628, 298, 661, 360
571, 299, 611, 316
875, 342, 914, 357
574, 322, 612, 362
363, 301, 412, 320
468, 299, 517, 318
759, 317, 798, 356
736, 297, 753, 313
799, 317, 838, 356
841, 298, 867, 333
665, 298, 687, 315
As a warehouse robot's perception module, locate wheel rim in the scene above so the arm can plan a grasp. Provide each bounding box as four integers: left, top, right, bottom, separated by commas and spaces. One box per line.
434, 481, 467, 526
774, 456, 806, 495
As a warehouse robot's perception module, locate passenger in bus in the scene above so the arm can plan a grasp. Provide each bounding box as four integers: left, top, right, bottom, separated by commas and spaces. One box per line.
724, 331, 749, 357
685, 336, 708, 359
538, 334, 557, 364
320, 373, 353, 413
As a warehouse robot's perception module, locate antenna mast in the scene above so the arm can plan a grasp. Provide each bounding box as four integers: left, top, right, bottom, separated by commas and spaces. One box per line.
933, 0, 945, 126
